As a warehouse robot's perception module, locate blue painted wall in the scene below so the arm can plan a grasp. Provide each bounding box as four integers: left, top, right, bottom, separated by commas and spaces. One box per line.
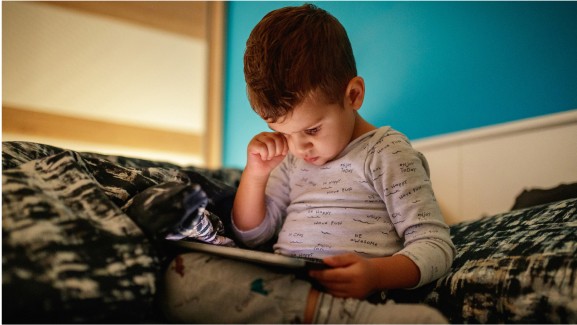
223, 1, 577, 168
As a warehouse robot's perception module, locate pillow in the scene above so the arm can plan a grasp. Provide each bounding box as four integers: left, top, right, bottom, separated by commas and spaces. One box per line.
511, 182, 577, 210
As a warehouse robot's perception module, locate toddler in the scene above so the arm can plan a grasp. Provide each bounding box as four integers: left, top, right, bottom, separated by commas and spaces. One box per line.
161, 4, 455, 323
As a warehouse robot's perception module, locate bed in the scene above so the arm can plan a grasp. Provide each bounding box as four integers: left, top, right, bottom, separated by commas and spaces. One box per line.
3, 141, 576, 323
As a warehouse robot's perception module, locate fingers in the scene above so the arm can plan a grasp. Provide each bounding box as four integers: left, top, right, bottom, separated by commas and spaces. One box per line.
249, 132, 288, 161
309, 254, 361, 281
323, 253, 360, 267
310, 273, 367, 299
309, 266, 348, 283
308, 254, 375, 298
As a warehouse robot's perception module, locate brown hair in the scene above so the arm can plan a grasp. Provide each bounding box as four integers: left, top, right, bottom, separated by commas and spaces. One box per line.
244, 4, 357, 122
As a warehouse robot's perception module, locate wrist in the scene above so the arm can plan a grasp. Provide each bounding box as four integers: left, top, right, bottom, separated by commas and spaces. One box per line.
242, 164, 273, 182
369, 255, 420, 290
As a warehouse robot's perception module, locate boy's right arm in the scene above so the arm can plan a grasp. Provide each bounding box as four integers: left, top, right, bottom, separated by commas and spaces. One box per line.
232, 132, 288, 231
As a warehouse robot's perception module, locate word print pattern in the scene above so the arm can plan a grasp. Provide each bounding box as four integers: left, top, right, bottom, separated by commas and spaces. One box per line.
266, 126, 452, 279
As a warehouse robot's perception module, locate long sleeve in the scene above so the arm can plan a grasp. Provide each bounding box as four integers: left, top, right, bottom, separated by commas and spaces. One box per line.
232, 156, 292, 248
366, 129, 456, 287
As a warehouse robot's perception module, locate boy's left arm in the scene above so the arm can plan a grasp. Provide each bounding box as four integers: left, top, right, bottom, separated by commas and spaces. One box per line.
310, 131, 456, 298
375, 133, 456, 288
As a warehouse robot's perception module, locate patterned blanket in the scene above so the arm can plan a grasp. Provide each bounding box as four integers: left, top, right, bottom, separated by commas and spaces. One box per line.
389, 198, 577, 323
2, 141, 241, 323
3, 141, 576, 323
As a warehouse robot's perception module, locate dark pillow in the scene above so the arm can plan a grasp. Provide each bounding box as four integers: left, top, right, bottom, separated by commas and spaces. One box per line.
511, 182, 577, 210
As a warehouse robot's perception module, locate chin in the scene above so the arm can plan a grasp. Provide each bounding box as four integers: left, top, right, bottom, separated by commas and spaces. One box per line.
312, 157, 334, 166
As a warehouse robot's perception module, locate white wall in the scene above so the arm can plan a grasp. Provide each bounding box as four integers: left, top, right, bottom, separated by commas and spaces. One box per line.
414, 110, 577, 224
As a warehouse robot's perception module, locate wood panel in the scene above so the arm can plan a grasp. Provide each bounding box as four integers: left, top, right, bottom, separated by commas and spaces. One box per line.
5, 1, 226, 166
3, 106, 203, 157
205, 2, 226, 168
40, 1, 207, 39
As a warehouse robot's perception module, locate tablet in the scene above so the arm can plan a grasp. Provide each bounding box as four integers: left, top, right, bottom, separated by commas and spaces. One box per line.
170, 240, 329, 270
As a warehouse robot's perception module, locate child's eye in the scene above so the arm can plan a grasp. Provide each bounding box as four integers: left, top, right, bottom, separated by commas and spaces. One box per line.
304, 127, 320, 136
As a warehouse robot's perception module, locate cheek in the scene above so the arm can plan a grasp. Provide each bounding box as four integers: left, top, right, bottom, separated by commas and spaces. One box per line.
323, 134, 349, 155
286, 139, 298, 153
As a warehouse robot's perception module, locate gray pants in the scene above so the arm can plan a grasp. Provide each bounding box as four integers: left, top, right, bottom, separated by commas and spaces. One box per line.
159, 252, 448, 324
160, 252, 311, 323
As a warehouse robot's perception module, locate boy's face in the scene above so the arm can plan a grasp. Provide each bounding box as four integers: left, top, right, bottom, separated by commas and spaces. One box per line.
267, 93, 358, 166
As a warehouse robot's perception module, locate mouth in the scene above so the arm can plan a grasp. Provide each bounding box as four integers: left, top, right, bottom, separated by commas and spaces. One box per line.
304, 157, 319, 164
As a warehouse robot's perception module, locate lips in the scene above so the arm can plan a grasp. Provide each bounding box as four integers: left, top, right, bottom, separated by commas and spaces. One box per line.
304, 157, 319, 164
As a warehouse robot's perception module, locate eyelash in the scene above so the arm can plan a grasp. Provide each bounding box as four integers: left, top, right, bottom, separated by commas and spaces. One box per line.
304, 127, 320, 136
279, 127, 320, 138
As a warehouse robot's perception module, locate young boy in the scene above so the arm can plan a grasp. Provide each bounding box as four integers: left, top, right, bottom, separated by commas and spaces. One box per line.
161, 4, 455, 323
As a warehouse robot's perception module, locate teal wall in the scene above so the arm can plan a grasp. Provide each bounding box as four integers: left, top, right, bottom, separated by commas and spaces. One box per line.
223, 1, 577, 168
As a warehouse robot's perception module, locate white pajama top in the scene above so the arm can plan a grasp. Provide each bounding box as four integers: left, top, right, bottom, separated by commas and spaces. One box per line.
234, 126, 456, 287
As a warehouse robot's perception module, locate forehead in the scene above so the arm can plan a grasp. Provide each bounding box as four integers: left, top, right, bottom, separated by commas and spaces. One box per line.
267, 96, 332, 134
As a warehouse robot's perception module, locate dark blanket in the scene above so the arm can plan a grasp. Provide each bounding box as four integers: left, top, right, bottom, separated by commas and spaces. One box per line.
389, 198, 577, 323
3, 141, 576, 323
2, 141, 241, 323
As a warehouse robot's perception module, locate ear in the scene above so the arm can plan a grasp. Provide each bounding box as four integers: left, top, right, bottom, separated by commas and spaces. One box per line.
344, 76, 365, 110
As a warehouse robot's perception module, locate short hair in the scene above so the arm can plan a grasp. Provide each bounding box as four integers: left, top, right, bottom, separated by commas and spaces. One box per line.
244, 4, 357, 122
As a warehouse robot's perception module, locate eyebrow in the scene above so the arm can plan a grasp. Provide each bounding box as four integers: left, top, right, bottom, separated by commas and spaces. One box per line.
268, 123, 320, 135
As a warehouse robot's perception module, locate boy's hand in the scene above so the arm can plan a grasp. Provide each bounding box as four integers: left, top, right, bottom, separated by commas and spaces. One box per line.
308, 253, 420, 299
308, 253, 379, 299
246, 132, 289, 176
233, 132, 288, 231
